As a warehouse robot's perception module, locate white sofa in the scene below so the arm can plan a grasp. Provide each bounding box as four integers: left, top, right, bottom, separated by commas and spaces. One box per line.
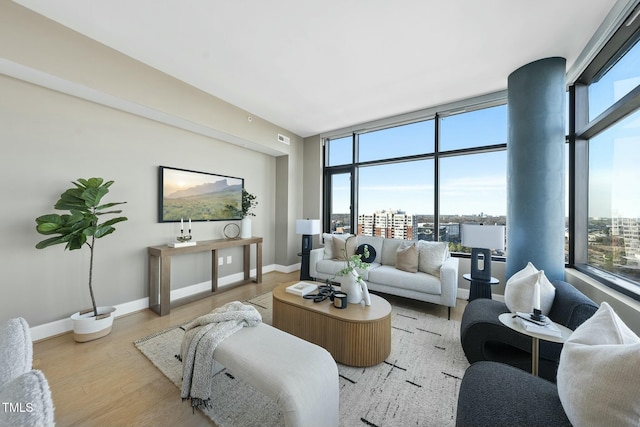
309, 234, 459, 319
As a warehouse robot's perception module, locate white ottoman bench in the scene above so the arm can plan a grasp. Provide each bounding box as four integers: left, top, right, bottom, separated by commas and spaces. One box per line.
213, 323, 339, 427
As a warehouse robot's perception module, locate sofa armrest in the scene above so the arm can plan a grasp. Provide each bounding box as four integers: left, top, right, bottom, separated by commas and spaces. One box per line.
460, 299, 532, 363
439, 256, 459, 308
309, 247, 325, 279
456, 361, 570, 427
548, 280, 599, 330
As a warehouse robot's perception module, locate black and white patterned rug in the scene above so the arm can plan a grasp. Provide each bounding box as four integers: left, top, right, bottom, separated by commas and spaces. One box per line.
135, 291, 468, 427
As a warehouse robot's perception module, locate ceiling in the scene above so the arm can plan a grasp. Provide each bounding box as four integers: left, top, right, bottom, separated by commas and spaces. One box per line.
13, 1, 622, 138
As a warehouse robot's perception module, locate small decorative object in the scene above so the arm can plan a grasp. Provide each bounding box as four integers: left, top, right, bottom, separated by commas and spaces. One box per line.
333, 292, 348, 309
237, 189, 257, 239
530, 282, 546, 322
335, 237, 371, 305
285, 282, 318, 297
35, 178, 127, 342
223, 223, 240, 239
169, 218, 196, 247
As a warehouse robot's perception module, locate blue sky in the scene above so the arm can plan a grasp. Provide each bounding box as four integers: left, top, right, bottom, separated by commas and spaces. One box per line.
332, 44, 640, 220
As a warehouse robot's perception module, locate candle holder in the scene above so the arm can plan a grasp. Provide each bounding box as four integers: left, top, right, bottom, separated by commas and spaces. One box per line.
530, 308, 546, 322
176, 233, 192, 243
169, 229, 196, 248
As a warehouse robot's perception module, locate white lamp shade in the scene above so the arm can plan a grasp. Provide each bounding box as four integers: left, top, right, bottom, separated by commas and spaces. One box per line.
296, 219, 321, 235
461, 224, 505, 250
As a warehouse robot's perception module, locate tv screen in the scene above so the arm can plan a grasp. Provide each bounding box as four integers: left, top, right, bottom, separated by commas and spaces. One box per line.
158, 166, 244, 222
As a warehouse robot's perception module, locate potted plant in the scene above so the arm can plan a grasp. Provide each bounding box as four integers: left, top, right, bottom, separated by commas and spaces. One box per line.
334, 236, 371, 304
35, 178, 127, 342
239, 188, 257, 238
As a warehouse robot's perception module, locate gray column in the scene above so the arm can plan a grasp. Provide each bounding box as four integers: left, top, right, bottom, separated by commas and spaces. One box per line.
507, 57, 566, 281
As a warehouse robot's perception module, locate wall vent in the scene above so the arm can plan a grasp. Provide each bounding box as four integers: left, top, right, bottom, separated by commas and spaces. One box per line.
277, 133, 290, 145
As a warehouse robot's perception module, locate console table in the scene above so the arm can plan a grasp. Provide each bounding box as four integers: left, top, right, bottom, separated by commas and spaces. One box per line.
148, 237, 263, 316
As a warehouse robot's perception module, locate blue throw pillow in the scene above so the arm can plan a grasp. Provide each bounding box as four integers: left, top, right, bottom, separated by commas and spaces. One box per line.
355, 244, 376, 263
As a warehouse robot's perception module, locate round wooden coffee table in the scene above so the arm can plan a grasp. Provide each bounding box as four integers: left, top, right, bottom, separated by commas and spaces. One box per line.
272, 281, 392, 367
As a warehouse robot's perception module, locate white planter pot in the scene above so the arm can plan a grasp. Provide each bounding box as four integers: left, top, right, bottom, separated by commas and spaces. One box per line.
240, 217, 252, 238
70, 306, 116, 343
340, 271, 363, 304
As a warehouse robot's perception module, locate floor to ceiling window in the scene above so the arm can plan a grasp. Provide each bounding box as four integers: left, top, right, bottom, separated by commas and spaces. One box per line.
573, 11, 640, 297
323, 102, 508, 258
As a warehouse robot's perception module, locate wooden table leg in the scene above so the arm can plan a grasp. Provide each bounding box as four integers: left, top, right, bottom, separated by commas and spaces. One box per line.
211, 249, 218, 292
159, 256, 171, 316
148, 254, 160, 315
256, 241, 262, 283
243, 244, 250, 281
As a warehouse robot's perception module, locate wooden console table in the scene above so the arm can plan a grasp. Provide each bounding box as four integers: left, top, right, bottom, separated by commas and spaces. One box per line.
148, 237, 263, 316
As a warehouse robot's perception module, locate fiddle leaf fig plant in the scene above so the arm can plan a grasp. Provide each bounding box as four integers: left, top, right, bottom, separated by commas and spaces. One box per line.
35, 178, 128, 318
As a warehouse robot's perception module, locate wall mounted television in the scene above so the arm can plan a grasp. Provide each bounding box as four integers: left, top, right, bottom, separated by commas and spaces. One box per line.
158, 166, 244, 222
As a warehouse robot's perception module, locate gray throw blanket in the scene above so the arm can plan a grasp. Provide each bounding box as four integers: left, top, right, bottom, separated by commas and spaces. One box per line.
180, 301, 262, 409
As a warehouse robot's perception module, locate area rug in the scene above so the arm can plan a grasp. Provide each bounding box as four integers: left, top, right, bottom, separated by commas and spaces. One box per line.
134, 292, 469, 427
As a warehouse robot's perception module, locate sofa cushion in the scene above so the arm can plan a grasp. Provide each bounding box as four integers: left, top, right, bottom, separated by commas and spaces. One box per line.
0, 318, 32, 388
331, 234, 356, 261
557, 302, 640, 427
355, 244, 376, 263
396, 243, 418, 273
0, 370, 54, 427
417, 241, 448, 277
380, 238, 405, 266
504, 262, 555, 315
321, 233, 336, 259
315, 259, 378, 281
368, 265, 441, 295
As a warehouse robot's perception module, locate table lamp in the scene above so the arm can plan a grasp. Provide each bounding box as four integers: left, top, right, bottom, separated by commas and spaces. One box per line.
461, 224, 505, 281
296, 219, 321, 280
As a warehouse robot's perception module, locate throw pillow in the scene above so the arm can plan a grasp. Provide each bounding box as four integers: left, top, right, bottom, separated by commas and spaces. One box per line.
332, 235, 356, 261
506, 261, 538, 285
322, 233, 334, 259
396, 243, 418, 273
0, 318, 32, 388
417, 241, 448, 277
557, 302, 640, 427
504, 264, 555, 315
355, 244, 376, 263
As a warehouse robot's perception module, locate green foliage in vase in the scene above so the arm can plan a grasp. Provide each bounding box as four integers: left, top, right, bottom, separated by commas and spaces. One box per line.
336, 236, 370, 282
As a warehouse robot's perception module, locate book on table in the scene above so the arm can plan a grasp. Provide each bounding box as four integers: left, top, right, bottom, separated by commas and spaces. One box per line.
285, 282, 318, 296
515, 312, 562, 337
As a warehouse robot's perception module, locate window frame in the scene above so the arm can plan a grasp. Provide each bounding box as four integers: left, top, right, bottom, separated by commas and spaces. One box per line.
322, 100, 508, 263
571, 9, 640, 300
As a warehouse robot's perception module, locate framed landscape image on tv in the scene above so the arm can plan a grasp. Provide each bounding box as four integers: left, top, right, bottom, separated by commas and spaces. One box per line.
159, 166, 244, 222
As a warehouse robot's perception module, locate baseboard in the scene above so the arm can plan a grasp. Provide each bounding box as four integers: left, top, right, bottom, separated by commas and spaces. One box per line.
31, 263, 295, 342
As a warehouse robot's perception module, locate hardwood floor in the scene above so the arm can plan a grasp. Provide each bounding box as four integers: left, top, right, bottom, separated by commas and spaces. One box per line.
33, 271, 466, 427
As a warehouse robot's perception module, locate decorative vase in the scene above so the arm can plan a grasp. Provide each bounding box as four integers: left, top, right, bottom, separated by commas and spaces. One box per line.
70, 306, 116, 343
240, 217, 252, 238
340, 270, 363, 304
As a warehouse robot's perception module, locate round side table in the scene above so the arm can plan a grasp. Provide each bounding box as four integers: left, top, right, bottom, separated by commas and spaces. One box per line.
463, 273, 499, 301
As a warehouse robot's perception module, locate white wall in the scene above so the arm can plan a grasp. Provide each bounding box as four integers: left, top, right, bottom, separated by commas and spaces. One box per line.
0, 2, 305, 333
0, 73, 277, 326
